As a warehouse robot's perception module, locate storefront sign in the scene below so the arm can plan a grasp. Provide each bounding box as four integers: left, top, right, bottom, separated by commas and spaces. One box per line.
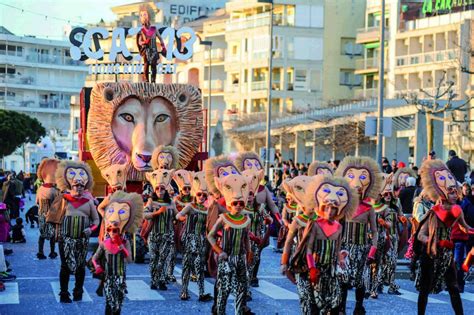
422, 0, 474, 14
68, 26, 196, 74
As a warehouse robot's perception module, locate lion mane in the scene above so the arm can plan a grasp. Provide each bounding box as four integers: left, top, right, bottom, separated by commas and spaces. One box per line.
107, 191, 144, 234
88, 82, 203, 181
151, 145, 180, 170
55, 160, 94, 192
393, 167, 417, 189
234, 151, 262, 172
304, 175, 357, 221
420, 159, 457, 201
204, 156, 239, 195
308, 161, 333, 176
335, 156, 382, 200
37, 158, 59, 181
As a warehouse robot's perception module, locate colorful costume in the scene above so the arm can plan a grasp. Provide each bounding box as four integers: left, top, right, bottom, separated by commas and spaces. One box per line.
92, 191, 143, 315
208, 173, 252, 315
47, 161, 99, 303
176, 171, 212, 302
36, 158, 60, 259
413, 160, 473, 315
136, 4, 165, 83
293, 175, 357, 315
144, 168, 177, 290
280, 175, 318, 314
242, 169, 273, 290
335, 156, 382, 315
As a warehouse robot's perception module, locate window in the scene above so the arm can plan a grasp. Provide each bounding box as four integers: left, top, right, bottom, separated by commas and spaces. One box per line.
17, 46, 23, 56
74, 117, 80, 130
244, 38, 248, 53
310, 70, 321, 91
339, 70, 361, 87
7, 46, 16, 56
0, 44, 5, 54
294, 69, 307, 91
340, 38, 362, 57
271, 98, 280, 113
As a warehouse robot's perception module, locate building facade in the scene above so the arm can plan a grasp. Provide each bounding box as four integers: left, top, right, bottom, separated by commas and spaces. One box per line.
0, 27, 88, 173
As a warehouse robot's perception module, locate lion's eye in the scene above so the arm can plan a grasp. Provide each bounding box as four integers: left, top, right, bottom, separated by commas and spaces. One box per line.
224, 184, 231, 190
117, 171, 121, 175
323, 188, 331, 193
120, 113, 134, 123
242, 184, 247, 189
118, 209, 126, 215
336, 190, 345, 197
107, 208, 114, 213
155, 114, 170, 123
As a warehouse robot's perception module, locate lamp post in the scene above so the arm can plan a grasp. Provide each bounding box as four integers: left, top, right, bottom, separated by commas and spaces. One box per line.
263, 0, 273, 176
200, 40, 213, 156
375, 0, 386, 167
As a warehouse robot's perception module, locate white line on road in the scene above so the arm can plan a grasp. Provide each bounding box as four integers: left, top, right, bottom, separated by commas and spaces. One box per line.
0, 283, 19, 304
50, 281, 92, 303
441, 291, 474, 302
126, 280, 165, 301
398, 289, 446, 304
253, 280, 299, 300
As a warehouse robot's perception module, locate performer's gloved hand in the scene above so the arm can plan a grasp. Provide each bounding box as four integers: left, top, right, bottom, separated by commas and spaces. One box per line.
218, 251, 228, 261
366, 245, 377, 265
92, 259, 104, 275
280, 264, 288, 275
462, 251, 473, 272
82, 227, 92, 238
399, 215, 408, 224
438, 240, 454, 250
249, 232, 262, 246
377, 218, 387, 227
154, 206, 167, 217
309, 267, 320, 284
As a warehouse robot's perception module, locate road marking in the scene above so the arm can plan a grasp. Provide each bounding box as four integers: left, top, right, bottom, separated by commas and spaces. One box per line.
50, 281, 92, 303
126, 279, 165, 301
0, 283, 19, 304
253, 280, 299, 300
398, 289, 446, 304
176, 277, 230, 300
441, 291, 474, 302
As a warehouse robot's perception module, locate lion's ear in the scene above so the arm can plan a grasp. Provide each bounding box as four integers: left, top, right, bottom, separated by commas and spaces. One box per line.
257, 169, 264, 183
215, 176, 224, 192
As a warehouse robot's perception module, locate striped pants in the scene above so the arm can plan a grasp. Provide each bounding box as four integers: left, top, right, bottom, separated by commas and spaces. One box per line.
181, 234, 206, 297
216, 255, 248, 315
148, 232, 173, 286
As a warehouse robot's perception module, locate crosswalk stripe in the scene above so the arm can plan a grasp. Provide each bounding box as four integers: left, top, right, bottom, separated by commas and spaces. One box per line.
398, 289, 446, 304
0, 283, 19, 304
50, 281, 92, 303
176, 277, 230, 300
441, 291, 474, 302
254, 280, 299, 300
126, 280, 165, 301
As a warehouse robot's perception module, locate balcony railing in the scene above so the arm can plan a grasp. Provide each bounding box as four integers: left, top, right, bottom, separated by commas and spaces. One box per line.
0, 73, 35, 85
0, 73, 83, 89
396, 49, 457, 67
23, 54, 84, 66
226, 54, 241, 62
355, 57, 388, 71
251, 81, 267, 91
226, 12, 271, 31
204, 48, 226, 61
0, 98, 70, 110
356, 26, 389, 43
354, 88, 378, 99
202, 80, 224, 92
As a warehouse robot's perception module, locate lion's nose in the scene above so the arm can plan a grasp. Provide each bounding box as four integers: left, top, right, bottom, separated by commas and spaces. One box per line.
136, 153, 152, 163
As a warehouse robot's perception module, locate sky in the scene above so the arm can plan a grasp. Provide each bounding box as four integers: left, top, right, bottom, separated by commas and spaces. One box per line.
0, 0, 135, 40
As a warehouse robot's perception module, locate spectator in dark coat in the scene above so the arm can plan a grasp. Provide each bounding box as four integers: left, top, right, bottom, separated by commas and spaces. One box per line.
446, 150, 468, 183
382, 157, 392, 174
399, 176, 417, 214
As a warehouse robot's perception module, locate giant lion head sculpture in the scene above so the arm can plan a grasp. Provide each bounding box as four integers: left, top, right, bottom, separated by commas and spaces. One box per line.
88, 82, 203, 181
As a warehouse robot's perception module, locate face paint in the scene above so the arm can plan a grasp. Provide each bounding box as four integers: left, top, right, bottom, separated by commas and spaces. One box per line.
344, 168, 371, 199
216, 165, 239, 177
105, 202, 131, 234
316, 183, 349, 221
433, 169, 457, 202
243, 158, 262, 171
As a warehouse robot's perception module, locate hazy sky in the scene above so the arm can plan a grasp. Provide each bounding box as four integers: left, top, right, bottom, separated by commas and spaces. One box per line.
0, 0, 134, 39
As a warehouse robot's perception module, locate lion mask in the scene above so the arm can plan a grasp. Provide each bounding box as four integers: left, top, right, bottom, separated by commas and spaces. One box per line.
101, 164, 128, 192
103, 191, 143, 235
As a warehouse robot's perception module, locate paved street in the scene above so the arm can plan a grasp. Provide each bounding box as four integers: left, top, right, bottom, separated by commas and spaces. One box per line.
1, 196, 474, 315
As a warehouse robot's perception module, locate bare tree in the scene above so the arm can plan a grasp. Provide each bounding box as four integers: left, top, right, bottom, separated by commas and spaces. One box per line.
403, 70, 472, 153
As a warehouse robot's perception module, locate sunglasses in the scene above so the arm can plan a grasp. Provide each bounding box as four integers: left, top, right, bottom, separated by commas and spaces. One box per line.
231, 200, 245, 207
196, 192, 208, 198
107, 227, 119, 233
182, 186, 191, 191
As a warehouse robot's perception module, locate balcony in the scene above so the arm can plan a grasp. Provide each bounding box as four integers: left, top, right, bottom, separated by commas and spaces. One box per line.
355, 57, 388, 74
226, 12, 270, 32
202, 79, 224, 92
0, 98, 70, 111
226, 54, 241, 62
226, 83, 241, 93
395, 49, 457, 68
251, 81, 268, 91
0, 73, 83, 92
0, 51, 85, 68
356, 26, 389, 44
354, 88, 378, 99
204, 48, 226, 62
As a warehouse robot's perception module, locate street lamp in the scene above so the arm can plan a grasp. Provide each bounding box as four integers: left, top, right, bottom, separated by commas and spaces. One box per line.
261, 0, 273, 177
200, 40, 213, 156
375, 0, 386, 166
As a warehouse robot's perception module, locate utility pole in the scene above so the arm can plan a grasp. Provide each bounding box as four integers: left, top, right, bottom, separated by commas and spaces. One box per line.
265, 0, 274, 176
376, 0, 386, 166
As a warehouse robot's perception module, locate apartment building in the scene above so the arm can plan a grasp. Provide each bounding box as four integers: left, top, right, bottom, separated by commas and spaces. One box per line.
0, 27, 88, 172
